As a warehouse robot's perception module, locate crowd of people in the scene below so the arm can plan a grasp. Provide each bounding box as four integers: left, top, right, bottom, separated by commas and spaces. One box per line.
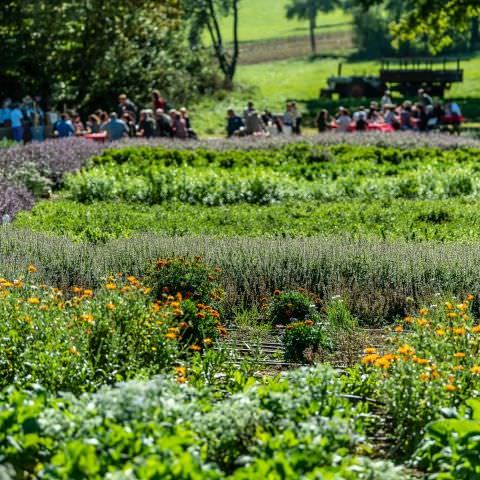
0, 88, 465, 143
0, 91, 197, 143
316, 89, 464, 134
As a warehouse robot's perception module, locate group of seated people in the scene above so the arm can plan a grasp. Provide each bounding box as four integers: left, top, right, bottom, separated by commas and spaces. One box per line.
318, 89, 464, 133
59, 92, 197, 141
226, 101, 303, 137
0, 91, 196, 142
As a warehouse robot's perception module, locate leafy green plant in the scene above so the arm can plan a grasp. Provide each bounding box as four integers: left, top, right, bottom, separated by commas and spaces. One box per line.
415, 399, 480, 479
283, 320, 331, 363
267, 290, 319, 325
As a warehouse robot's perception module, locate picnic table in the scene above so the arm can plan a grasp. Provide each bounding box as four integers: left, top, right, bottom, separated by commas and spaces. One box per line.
331, 122, 395, 133
84, 132, 107, 142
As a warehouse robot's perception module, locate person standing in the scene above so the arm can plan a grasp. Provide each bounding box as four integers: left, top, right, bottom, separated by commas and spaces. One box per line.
315, 109, 330, 133
116, 94, 136, 121
54, 113, 75, 138
10, 103, 24, 142
138, 109, 156, 138
336, 107, 351, 133
171, 110, 188, 139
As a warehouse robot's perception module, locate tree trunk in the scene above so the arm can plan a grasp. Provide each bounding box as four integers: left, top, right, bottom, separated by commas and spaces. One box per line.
309, 6, 317, 55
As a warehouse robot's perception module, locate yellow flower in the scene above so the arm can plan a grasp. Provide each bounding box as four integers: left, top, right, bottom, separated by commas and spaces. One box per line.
398, 344, 415, 356
203, 338, 213, 346
444, 384, 457, 392
435, 328, 446, 337
175, 366, 187, 376
374, 357, 392, 369
470, 366, 480, 375
447, 312, 458, 319
452, 365, 464, 372
453, 327, 466, 336
361, 354, 380, 365
189, 344, 202, 352
453, 352, 466, 359
413, 356, 430, 365
419, 308, 429, 316
472, 325, 480, 334
467, 294, 475, 301
106, 302, 116, 311
457, 303, 467, 311
105, 283, 116, 290
445, 302, 454, 310
83, 289, 93, 297
165, 333, 178, 340
69, 346, 80, 356
176, 376, 187, 383
417, 318, 429, 327
27, 265, 37, 273
404, 316, 414, 324
394, 325, 403, 333
80, 313, 94, 324
27, 297, 40, 304
364, 347, 377, 355
419, 373, 430, 382
143, 288, 152, 295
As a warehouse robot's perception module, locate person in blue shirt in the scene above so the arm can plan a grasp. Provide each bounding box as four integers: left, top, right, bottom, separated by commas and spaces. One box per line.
10, 104, 24, 142
0, 98, 12, 127
54, 113, 75, 138
101, 112, 129, 141
226, 108, 244, 137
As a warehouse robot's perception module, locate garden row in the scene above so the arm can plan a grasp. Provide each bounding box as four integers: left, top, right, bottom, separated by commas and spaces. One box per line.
1, 256, 480, 478
4, 229, 480, 325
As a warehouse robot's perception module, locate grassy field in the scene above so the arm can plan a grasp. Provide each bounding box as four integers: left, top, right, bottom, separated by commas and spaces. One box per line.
216, 0, 351, 43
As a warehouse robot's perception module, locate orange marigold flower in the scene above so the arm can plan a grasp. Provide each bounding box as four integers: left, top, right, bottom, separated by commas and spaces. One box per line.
27, 264, 37, 273
364, 347, 377, 355
447, 312, 458, 319
417, 318, 429, 327
472, 325, 480, 334
445, 302, 454, 310
404, 315, 414, 324
106, 302, 116, 310
105, 283, 116, 290
467, 294, 475, 301
203, 338, 213, 346
452, 365, 464, 372
81, 313, 94, 324
419, 308, 429, 316
196, 312, 206, 319
398, 344, 415, 356
413, 356, 430, 365
175, 366, 187, 376
189, 344, 202, 352
374, 357, 392, 369
176, 376, 187, 383
394, 325, 403, 333
419, 373, 430, 382
165, 332, 178, 340
304, 320, 314, 326
444, 384, 457, 392
453, 327, 466, 336
453, 352, 466, 359
83, 289, 93, 297
470, 366, 480, 375
361, 354, 380, 365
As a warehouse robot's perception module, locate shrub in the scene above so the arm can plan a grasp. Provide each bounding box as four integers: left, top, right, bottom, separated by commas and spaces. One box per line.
283, 320, 331, 363
267, 290, 319, 326
147, 257, 224, 308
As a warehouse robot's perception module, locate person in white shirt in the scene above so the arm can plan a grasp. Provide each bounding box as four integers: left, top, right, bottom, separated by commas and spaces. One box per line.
381, 90, 392, 108
336, 107, 352, 133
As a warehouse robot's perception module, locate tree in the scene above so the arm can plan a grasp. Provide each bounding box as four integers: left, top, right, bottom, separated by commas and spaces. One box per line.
0, 1, 218, 110
285, 0, 338, 54
354, 0, 480, 52
184, 0, 240, 88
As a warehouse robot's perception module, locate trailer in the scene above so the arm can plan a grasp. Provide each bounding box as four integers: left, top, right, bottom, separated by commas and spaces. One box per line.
321, 58, 463, 99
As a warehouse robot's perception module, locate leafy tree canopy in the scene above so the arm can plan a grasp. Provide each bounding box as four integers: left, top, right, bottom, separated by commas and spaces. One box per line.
355, 0, 480, 51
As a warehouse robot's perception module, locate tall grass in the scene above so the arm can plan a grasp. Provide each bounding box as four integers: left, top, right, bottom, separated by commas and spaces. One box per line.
2, 228, 480, 324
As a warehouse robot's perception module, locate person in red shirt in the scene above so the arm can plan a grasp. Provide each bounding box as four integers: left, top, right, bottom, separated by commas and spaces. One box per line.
152, 90, 167, 112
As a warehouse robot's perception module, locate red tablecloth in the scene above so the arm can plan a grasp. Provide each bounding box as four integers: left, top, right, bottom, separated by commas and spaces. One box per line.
84, 132, 107, 142
335, 122, 395, 133
442, 115, 465, 124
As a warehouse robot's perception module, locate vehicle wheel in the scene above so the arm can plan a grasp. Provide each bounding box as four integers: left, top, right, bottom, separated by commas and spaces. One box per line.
348, 83, 366, 98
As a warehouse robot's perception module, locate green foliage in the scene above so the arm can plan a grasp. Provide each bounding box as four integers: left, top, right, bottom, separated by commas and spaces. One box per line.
283, 320, 330, 362
0, 365, 406, 479
0, 1, 218, 111
147, 257, 223, 307
267, 290, 319, 325
352, 298, 480, 456
415, 399, 480, 479
0, 273, 225, 393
